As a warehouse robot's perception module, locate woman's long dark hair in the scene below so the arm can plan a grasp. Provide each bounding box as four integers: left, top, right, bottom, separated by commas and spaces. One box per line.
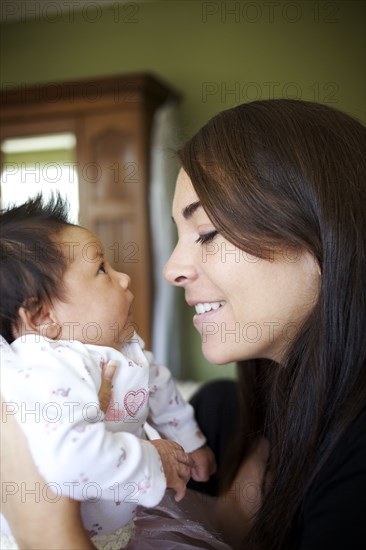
178, 99, 366, 549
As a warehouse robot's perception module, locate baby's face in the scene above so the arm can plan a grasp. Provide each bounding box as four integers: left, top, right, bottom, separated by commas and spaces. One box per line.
50, 225, 134, 350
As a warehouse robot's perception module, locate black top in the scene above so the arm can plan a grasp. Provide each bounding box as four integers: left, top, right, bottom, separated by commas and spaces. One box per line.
295, 406, 366, 549
189, 380, 366, 548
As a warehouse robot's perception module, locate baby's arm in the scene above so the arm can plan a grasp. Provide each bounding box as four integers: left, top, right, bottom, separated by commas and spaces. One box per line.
144, 350, 217, 481
2, 342, 167, 510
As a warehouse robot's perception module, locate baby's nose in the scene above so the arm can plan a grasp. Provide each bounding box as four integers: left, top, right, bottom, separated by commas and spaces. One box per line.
119, 272, 131, 289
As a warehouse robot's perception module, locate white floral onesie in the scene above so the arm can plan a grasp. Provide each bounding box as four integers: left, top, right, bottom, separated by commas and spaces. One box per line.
0, 333, 206, 544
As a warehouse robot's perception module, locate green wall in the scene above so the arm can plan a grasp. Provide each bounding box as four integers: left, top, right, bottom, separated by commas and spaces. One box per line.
1, 1, 365, 133
1, 0, 365, 381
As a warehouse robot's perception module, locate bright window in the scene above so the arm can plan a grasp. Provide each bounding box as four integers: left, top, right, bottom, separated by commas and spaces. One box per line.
1, 133, 79, 223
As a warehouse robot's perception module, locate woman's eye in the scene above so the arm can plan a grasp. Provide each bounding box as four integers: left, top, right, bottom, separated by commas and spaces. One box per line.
195, 231, 218, 245
98, 263, 107, 274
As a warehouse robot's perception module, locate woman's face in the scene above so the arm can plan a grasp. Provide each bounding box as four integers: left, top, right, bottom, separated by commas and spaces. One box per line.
164, 170, 321, 364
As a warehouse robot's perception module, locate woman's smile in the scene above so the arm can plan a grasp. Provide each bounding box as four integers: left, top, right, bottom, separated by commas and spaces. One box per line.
191, 301, 226, 329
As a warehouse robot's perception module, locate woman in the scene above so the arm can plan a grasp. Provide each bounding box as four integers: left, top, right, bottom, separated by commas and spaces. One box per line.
163, 98, 366, 549
2, 99, 366, 549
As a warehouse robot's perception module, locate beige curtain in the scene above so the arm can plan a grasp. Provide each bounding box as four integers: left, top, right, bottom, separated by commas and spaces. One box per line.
150, 102, 182, 377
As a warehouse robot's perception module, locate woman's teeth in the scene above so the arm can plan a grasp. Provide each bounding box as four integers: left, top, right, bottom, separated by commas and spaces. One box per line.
195, 301, 225, 315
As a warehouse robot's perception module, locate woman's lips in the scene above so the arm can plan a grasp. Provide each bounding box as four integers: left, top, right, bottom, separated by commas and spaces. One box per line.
192, 302, 226, 329
194, 301, 225, 314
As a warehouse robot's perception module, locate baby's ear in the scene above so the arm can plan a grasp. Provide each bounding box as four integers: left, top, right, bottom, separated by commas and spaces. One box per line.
17, 298, 61, 340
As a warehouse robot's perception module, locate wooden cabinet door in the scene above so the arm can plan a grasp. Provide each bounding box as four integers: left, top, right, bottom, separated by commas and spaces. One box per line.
1, 74, 181, 349
78, 108, 153, 347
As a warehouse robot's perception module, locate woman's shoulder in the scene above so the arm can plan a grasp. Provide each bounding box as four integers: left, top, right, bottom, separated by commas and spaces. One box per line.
296, 406, 366, 549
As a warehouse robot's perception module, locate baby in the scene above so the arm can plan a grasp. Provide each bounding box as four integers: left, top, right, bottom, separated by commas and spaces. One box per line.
0, 195, 216, 548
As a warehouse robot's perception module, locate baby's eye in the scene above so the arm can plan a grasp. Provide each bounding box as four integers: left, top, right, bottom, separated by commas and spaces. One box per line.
98, 263, 107, 274
195, 231, 218, 245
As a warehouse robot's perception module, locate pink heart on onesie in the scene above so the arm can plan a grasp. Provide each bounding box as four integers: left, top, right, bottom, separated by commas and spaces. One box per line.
124, 389, 148, 417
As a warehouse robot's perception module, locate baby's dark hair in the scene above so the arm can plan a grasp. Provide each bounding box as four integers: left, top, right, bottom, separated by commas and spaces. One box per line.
0, 194, 72, 343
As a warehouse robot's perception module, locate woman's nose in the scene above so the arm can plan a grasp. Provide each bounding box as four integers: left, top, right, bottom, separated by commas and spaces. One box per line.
163, 246, 197, 287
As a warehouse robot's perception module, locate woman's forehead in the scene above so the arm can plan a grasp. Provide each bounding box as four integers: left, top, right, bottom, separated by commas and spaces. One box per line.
173, 170, 199, 213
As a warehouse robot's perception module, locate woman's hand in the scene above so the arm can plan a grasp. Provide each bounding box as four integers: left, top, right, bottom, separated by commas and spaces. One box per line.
98, 359, 119, 413
189, 444, 217, 482
214, 437, 269, 549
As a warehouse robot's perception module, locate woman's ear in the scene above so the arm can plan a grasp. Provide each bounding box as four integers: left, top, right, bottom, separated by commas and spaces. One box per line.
17, 298, 61, 340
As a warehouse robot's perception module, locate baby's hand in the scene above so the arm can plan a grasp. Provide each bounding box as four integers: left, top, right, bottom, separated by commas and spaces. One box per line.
189, 444, 217, 482
150, 439, 193, 502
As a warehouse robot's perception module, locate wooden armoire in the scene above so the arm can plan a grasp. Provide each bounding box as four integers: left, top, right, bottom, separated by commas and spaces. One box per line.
0, 74, 181, 347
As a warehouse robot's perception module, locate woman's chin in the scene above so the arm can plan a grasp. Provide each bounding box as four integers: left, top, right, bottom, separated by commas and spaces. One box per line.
201, 340, 270, 365
201, 342, 237, 366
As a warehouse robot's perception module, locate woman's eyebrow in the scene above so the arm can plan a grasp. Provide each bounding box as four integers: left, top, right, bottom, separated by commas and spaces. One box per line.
171, 201, 202, 224
182, 201, 201, 219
